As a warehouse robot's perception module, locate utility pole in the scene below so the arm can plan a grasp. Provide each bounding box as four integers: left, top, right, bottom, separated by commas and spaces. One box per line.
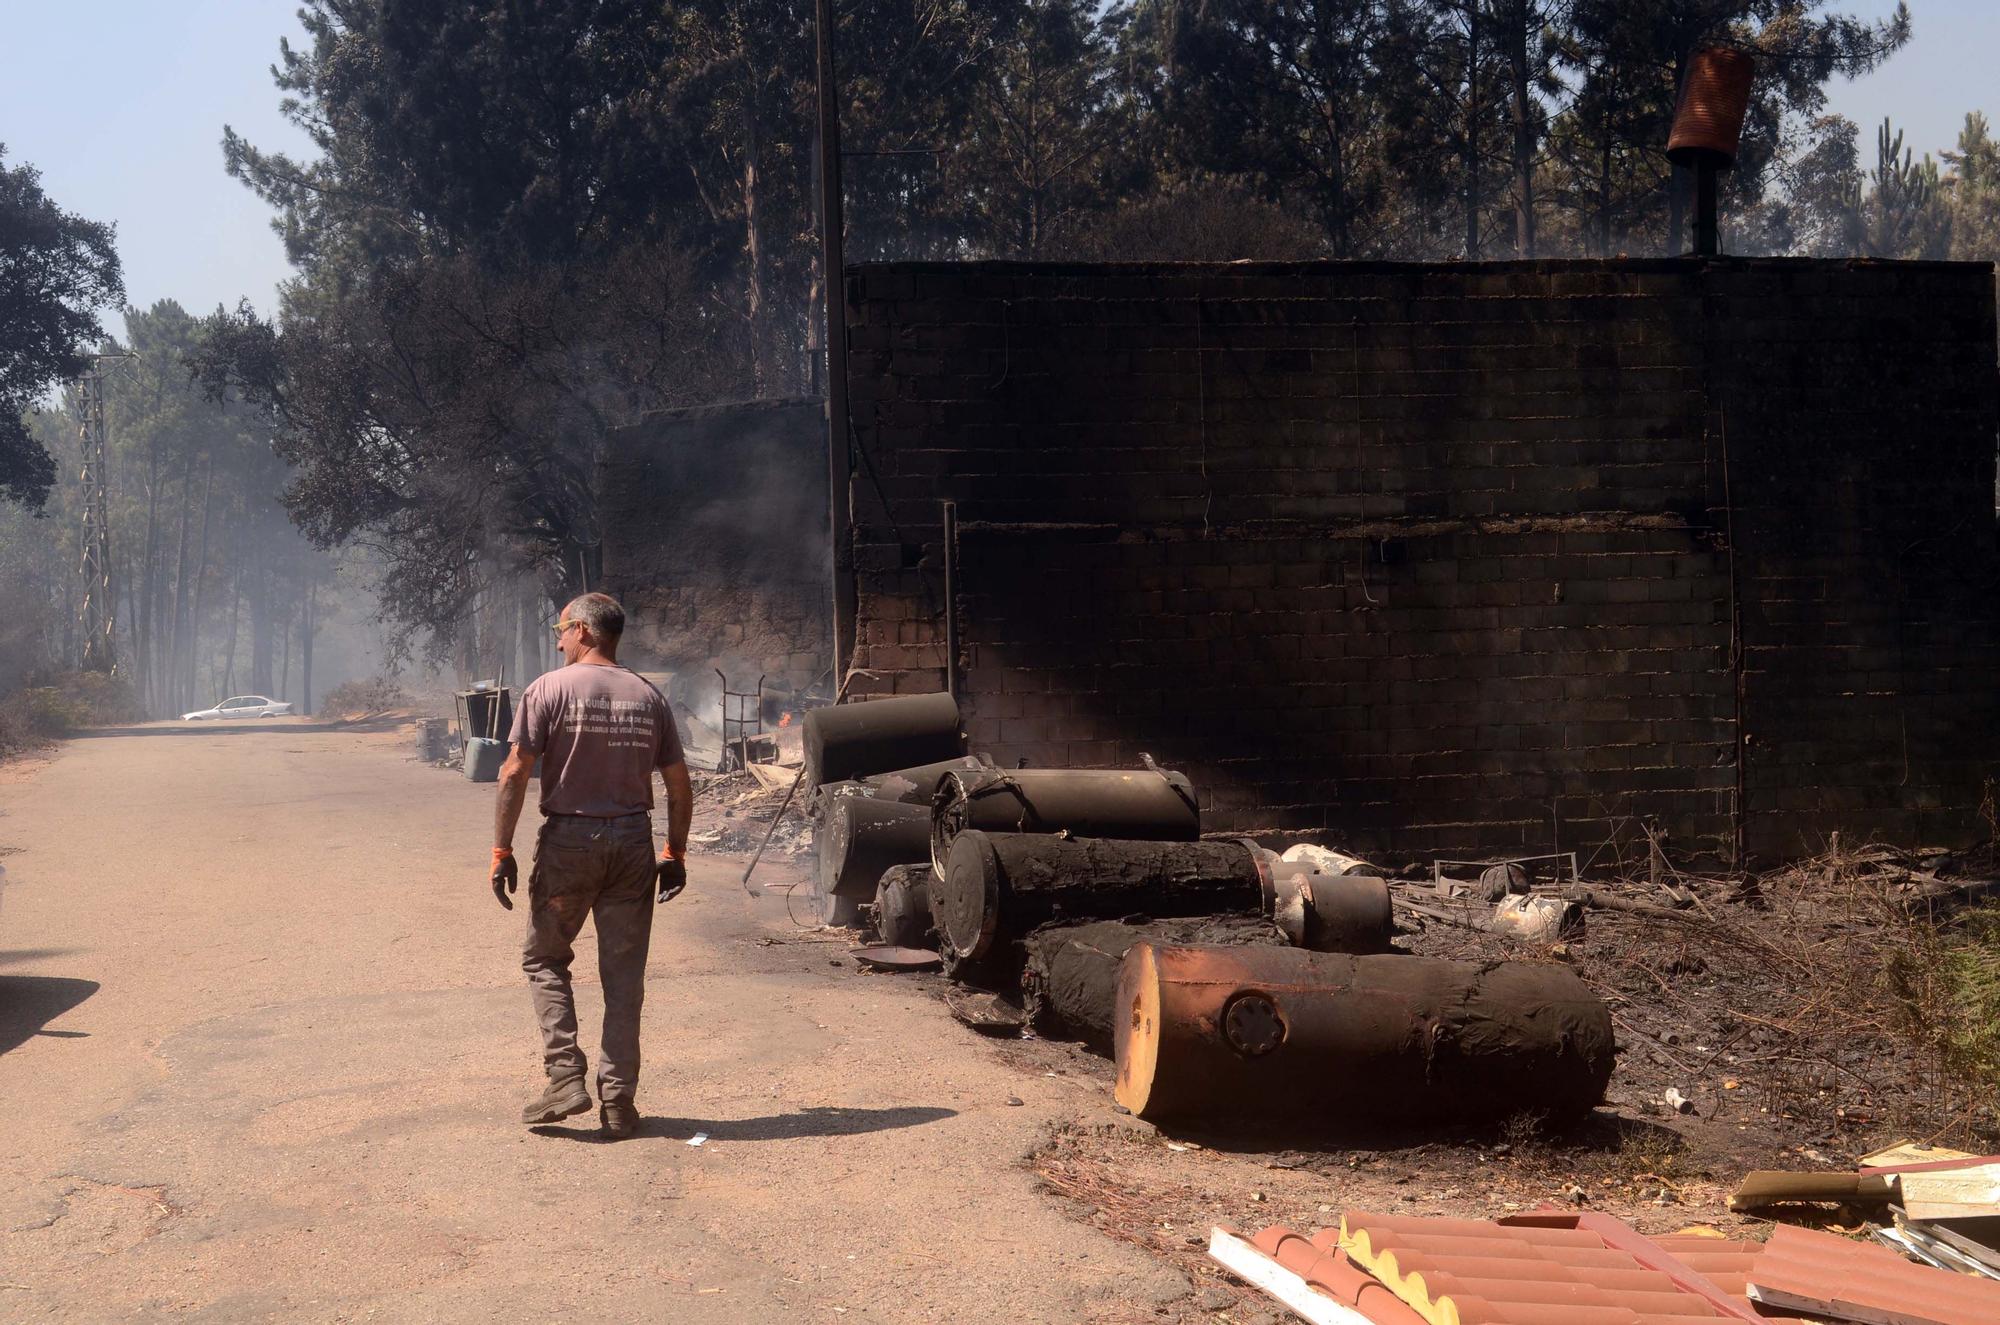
70, 354, 133, 674
815, 0, 856, 688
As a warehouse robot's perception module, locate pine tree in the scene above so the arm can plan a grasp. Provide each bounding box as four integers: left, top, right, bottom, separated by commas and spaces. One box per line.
1862, 118, 1950, 259
1943, 112, 2000, 261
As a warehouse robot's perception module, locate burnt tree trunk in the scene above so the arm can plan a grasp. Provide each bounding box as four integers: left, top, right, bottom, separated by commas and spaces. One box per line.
184, 454, 216, 709
1503, 0, 1536, 257
1463, 1, 1481, 258
515, 587, 537, 688
163, 446, 197, 716
249, 568, 275, 695
220, 574, 242, 694
300, 583, 316, 716
743, 99, 767, 395
137, 432, 162, 712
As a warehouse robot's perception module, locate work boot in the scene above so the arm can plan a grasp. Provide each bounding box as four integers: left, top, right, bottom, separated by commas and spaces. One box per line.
521, 1073, 591, 1125
599, 1099, 639, 1139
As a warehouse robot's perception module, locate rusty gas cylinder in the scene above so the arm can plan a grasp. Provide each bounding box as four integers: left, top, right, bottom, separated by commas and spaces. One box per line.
1114, 945, 1614, 1125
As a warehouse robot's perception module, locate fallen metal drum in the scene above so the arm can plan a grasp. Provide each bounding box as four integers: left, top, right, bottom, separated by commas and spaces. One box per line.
1114, 944, 1615, 1125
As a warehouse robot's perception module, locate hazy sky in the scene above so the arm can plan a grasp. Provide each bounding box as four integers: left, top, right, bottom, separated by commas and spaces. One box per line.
1, 0, 1995, 322
1832, 0, 2000, 163
0, 0, 312, 319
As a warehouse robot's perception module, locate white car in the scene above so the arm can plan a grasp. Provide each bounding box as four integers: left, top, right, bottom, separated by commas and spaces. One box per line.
182, 695, 295, 721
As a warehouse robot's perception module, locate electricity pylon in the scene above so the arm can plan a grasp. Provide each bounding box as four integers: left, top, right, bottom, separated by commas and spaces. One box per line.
70, 353, 135, 673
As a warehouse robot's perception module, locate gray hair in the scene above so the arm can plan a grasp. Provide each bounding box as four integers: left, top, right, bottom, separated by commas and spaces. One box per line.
565, 592, 625, 645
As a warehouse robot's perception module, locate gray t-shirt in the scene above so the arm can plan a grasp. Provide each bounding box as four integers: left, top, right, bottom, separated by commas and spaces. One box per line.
509, 663, 685, 817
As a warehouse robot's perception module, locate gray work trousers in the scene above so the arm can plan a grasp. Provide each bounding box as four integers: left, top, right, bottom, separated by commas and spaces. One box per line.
522, 812, 655, 1103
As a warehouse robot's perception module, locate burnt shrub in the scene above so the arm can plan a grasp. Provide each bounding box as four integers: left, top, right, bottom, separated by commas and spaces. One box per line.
321, 676, 410, 717
0, 671, 141, 744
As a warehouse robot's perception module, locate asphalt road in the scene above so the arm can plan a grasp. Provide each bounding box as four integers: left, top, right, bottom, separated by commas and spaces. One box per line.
0, 722, 1186, 1321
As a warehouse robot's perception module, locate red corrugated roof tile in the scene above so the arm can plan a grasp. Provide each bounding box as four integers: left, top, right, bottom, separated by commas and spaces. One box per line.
1269, 1211, 1813, 1325
1247, 1226, 1430, 1323
1747, 1223, 2000, 1325
1220, 1213, 1879, 1325
1650, 1234, 1767, 1300
1341, 1211, 1734, 1324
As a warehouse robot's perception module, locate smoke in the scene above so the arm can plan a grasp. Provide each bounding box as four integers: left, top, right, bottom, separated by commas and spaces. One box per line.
597, 398, 834, 695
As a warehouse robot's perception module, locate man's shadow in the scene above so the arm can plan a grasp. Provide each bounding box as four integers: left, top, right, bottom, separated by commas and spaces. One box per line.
532, 1103, 955, 1144
0, 973, 98, 1055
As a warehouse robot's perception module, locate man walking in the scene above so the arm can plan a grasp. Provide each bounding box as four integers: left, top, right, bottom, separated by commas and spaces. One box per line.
489, 592, 692, 1138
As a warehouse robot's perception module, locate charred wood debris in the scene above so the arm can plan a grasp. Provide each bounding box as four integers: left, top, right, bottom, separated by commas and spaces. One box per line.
767, 690, 1617, 1133
783, 693, 1999, 1117
709, 689, 2000, 1314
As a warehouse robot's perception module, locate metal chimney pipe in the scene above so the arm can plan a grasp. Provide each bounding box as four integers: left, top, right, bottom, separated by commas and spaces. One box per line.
1668, 48, 1755, 257
1692, 159, 1721, 257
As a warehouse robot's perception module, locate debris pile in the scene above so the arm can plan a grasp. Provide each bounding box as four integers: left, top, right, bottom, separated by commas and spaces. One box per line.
686, 768, 814, 858
788, 690, 1616, 1137
777, 696, 2000, 1313
1396, 837, 2000, 1148
1732, 1137, 2000, 1282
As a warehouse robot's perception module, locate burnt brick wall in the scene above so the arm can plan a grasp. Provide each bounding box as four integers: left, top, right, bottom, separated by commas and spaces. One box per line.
842, 260, 1998, 866
1708, 267, 2000, 858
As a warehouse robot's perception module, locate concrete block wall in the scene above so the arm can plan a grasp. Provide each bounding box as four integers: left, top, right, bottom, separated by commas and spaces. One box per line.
841, 260, 1999, 866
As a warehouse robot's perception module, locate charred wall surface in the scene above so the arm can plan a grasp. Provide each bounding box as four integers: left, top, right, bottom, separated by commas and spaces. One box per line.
842, 260, 2000, 867
599, 398, 831, 691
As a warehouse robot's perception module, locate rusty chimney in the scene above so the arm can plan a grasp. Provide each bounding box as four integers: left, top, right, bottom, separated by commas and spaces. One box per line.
1668, 47, 1755, 256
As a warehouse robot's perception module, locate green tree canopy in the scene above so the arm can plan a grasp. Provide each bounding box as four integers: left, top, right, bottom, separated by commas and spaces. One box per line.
0, 145, 123, 508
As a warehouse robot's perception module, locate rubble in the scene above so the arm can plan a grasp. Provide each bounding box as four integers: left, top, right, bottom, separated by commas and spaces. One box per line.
1488, 893, 1582, 944
686, 770, 815, 858
848, 945, 940, 973
1278, 844, 1382, 877
777, 692, 2000, 1314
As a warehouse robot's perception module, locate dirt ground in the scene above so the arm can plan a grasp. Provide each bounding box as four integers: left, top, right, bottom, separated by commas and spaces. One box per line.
1, 719, 1974, 1324
0, 720, 1187, 1322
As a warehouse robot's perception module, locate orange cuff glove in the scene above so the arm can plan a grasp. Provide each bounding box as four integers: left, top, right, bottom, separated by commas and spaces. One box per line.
491, 845, 519, 909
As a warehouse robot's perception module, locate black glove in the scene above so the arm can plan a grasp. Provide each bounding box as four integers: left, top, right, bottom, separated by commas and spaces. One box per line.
656, 854, 687, 904
492, 848, 519, 910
